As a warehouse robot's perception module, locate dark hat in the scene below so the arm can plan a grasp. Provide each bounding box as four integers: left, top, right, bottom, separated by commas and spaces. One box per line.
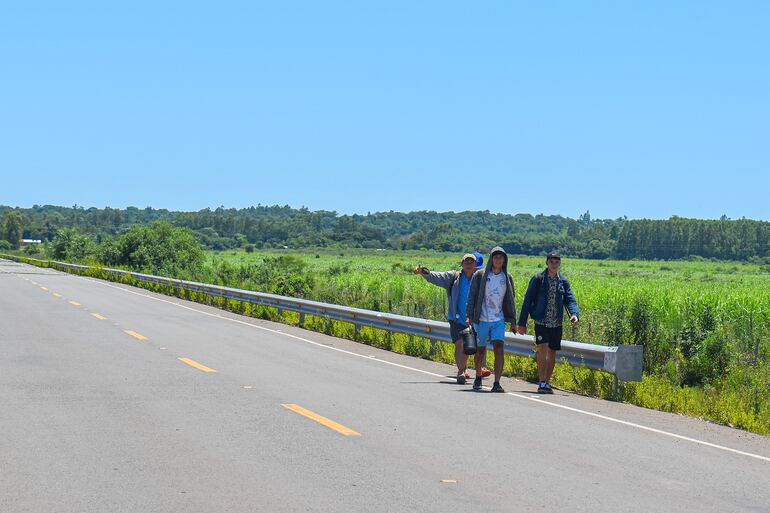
546, 252, 561, 261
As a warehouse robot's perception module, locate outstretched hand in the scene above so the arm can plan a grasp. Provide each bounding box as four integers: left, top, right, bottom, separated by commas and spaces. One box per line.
413, 266, 424, 275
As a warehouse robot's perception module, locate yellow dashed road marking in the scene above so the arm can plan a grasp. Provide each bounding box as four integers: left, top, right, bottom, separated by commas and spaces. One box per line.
124, 330, 147, 340
53, 293, 62, 298
178, 357, 217, 373
68, 300, 81, 306
281, 404, 361, 437
91, 313, 107, 320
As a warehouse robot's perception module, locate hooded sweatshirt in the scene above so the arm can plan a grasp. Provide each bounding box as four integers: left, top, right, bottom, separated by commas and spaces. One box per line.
466, 246, 517, 325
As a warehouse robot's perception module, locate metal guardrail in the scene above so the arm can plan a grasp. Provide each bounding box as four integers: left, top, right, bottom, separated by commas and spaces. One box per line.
2, 254, 643, 383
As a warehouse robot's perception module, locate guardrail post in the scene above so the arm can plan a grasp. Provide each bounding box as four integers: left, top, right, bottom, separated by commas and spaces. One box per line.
277, 308, 283, 317
354, 323, 361, 338
428, 339, 438, 358
605, 345, 643, 382
299, 312, 305, 327
612, 375, 619, 400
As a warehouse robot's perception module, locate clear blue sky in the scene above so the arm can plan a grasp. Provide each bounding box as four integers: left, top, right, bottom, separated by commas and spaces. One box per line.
2, 1, 768, 220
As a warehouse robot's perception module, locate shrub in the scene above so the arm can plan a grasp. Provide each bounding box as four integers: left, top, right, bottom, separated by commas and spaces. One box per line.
681, 331, 734, 386
24, 243, 41, 255
104, 222, 204, 276
329, 262, 351, 275
50, 227, 95, 262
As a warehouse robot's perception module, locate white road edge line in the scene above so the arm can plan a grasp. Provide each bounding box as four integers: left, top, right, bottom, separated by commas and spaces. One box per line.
80, 275, 770, 464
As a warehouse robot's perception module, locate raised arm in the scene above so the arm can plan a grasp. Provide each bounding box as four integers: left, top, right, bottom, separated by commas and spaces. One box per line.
417, 269, 456, 290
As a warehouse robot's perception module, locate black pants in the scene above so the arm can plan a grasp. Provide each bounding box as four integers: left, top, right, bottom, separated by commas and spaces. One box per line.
535, 324, 562, 351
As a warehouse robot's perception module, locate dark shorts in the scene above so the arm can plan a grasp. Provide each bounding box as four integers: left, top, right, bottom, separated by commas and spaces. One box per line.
449, 321, 467, 342
535, 324, 563, 351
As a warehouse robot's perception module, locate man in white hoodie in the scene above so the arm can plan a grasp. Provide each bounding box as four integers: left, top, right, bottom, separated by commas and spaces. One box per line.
466, 247, 517, 393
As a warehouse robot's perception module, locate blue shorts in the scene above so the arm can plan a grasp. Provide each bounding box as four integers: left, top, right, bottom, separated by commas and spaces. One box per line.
473, 320, 505, 347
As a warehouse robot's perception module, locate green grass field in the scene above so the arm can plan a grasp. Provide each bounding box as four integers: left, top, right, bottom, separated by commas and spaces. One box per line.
207, 249, 770, 347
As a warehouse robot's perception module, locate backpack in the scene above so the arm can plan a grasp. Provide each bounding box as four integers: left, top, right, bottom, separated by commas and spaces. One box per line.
529, 273, 544, 313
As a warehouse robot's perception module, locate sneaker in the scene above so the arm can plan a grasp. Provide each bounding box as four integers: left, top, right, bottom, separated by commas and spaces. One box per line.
537, 383, 548, 394
481, 367, 492, 377
472, 377, 483, 391
456, 373, 466, 385
544, 383, 554, 394
491, 382, 505, 393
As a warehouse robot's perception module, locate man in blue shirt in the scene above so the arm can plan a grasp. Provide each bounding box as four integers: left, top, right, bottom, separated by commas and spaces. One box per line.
415, 253, 489, 384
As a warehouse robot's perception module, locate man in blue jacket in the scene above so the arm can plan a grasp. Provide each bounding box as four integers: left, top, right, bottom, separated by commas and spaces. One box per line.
516, 252, 579, 394
415, 252, 489, 384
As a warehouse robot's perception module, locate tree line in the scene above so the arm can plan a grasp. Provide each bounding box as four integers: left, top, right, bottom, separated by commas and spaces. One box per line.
1, 204, 768, 261
616, 217, 770, 261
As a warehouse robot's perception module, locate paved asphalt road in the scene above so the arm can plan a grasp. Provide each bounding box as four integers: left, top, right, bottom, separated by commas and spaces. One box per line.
1, 259, 769, 513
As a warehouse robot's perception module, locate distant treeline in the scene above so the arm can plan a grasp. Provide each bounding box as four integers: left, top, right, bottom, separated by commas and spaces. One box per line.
617, 217, 770, 261
1, 204, 769, 261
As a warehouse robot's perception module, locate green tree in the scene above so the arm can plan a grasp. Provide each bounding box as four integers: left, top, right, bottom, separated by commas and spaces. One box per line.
50, 227, 95, 261
24, 243, 41, 255
1, 210, 23, 248
103, 221, 204, 276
